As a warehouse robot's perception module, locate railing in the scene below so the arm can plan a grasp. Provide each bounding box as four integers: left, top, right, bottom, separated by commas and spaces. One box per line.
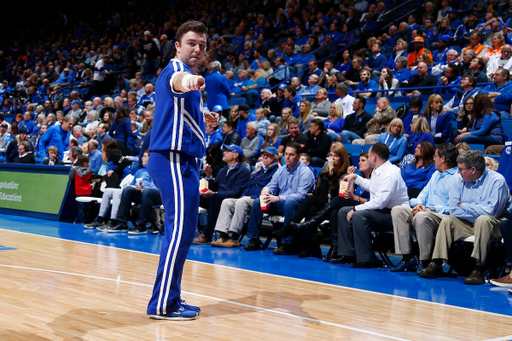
380, 0, 424, 32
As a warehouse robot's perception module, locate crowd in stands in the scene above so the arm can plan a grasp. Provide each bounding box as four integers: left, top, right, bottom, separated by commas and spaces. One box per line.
3, 0, 512, 288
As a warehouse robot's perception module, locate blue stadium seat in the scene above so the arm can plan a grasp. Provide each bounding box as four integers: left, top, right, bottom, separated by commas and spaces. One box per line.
362, 144, 372, 153
468, 144, 485, 153
503, 120, 512, 139
228, 97, 246, 107
344, 144, 363, 155
350, 154, 360, 167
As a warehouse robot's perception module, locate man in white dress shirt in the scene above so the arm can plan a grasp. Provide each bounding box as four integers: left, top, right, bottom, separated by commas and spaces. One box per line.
334, 82, 354, 117
336, 143, 410, 268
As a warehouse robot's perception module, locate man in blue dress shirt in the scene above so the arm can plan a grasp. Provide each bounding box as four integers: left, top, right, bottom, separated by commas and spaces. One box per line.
420, 150, 510, 285
389, 143, 459, 272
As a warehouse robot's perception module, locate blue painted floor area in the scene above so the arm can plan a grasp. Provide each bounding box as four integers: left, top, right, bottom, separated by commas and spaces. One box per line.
1, 215, 511, 317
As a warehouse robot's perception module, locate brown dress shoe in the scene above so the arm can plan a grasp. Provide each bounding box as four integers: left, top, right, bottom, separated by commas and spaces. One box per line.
418, 262, 444, 278
219, 239, 241, 248
490, 273, 512, 287
192, 234, 212, 245
210, 237, 228, 247
464, 270, 486, 285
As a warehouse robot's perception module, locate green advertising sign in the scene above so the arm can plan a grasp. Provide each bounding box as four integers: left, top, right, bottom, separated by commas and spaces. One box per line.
0, 172, 69, 215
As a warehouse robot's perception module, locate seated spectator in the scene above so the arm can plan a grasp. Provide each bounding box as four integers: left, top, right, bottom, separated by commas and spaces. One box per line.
243, 142, 315, 251
13, 140, 36, 164
6, 127, 34, 163
485, 156, 499, 170
455, 96, 475, 139
376, 118, 407, 164
334, 82, 355, 116
462, 32, 488, 58
444, 74, 480, 114
310, 88, 331, 117
432, 35, 451, 63
297, 74, 321, 98
33, 124, 48, 157
324, 102, 345, 141
212, 147, 280, 248
31, 114, 46, 138
339, 96, 372, 144
18, 112, 35, 136
343, 56, 363, 87
137, 83, 155, 107
432, 49, 460, 77
42, 145, 64, 165
456, 93, 506, 148
337, 143, 410, 268
276, 108, 293, 137
220, 121, 241, 149
419, 150, 510, 285
407, 36, 433, 68
353, 97, 396, 145
376, 67, 400, 97
393, 56, 411, 84
235, 104, 256, 139
105, 152, 163, 234
193, 145, 251, 244
336, 50, 353, 75
424, 94, 453, 144
468, 57, 489, 83
206, 122, 223, 151
69, 155, 92, 222
407, 116, 435, 154
389, 143, 459, 272
366, 43, 388, 78
482, 69, 512, 118
240, 121, 264, 163
357, 69, 378, 98
402, 141, 436, 198
87, 140, 102, 174
84, 111, 100, 136
245, 68, 269, 100
486, 44, 512, 80
260, 123, 282, 154
266, 85, 286, 119
255, 108, 270, 137
0, 122, 9, 150
436, 63, 462, 97
483, 33, 505, 61
405, 62, 438, 96
230, 69, 258, 108
303, 118, 332, 167
283, 85, 304, 118
298, 100, 314, 132
204, 144, 227, 178
72, 125, 88, 146
273, 143, 349, 257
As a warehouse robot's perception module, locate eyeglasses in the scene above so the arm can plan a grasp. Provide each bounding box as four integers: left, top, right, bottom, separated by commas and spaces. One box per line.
458, 167, 472, 174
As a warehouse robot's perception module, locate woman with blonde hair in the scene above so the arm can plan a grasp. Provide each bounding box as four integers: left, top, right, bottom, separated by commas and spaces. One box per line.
424, 94, 452, 143
456, 142, 470, 154
407, 116, 435, 154
260, 123, 281, 151
484, 33, 505, 61
485, 157, 499, 171
276, 107, 293, 137
324, 101, 344, 141
299, 100, 313, 132
376, 118, 408, 163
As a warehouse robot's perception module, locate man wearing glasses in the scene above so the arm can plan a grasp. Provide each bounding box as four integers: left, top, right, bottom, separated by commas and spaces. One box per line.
419, 150, 510, 285
462, 32, 488, 58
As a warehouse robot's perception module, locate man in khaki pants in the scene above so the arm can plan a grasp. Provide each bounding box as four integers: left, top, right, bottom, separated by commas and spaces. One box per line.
419, 150, 511, 285
389, 143, 459, 273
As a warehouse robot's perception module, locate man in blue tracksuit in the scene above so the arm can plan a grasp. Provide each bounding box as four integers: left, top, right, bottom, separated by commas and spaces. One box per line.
38, 116, 72, 159
146, 21, 218, 321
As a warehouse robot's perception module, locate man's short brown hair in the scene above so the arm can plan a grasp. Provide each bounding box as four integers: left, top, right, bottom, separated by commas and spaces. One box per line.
176, 21, 208, 44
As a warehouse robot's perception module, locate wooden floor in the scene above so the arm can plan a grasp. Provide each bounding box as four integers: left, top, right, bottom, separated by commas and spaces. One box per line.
0, 228, 512, 341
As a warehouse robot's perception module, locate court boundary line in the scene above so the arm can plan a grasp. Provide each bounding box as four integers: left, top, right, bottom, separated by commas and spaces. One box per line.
483, 336, 512, 341
2, 227, 512, 321
0, 263, 411, 341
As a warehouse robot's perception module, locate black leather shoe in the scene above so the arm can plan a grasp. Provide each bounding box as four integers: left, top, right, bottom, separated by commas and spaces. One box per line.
106, 222, 128, 233
330, 255, 356, 264
464, 270, 486, 285
419, 262, 444, 278
351, 260, 383, 269
323, 245, 338, 262
272, 244, 297, 255
243, 238, 261, 251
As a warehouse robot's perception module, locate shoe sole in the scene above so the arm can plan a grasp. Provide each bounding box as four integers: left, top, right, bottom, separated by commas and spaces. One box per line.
106, 229, 129, 233
219, 243, 240, 248
128, 231, 148, 235
149, 314, 196, 321
84, 225, 99, 229
490, 280, 512, 288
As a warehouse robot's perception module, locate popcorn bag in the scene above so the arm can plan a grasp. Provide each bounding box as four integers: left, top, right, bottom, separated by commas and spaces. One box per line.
260, 196, 269, 211
200, 178, 208, 193
339, 181, 349, 197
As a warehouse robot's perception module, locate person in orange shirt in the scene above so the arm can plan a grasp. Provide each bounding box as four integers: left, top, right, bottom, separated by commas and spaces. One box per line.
407, 36, 433, 68
462, 32, 488, 58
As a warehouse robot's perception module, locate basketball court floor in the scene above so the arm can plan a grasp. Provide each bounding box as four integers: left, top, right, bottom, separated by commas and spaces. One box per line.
0, 214, 511, 340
